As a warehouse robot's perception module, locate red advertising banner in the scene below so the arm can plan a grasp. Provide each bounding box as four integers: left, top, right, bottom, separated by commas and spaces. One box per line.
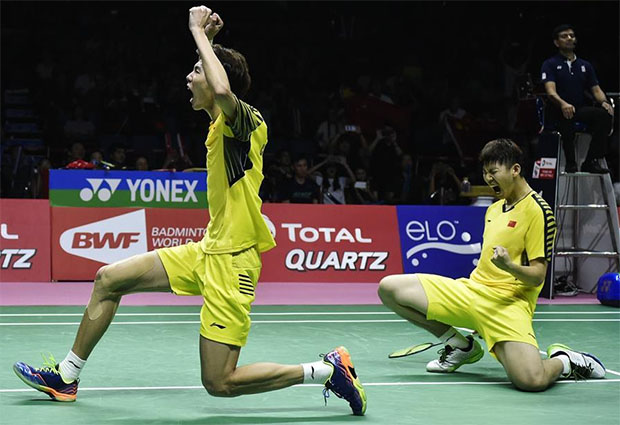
0, 199, 51, 282
261, 204, 402, 283
52, 207, 208, 280
51, 204, 402, 282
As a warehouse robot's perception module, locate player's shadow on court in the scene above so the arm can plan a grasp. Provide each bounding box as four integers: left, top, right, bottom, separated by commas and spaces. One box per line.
14, 398, 85, 406
382, 370, 491, 380
105, 411, 358, 425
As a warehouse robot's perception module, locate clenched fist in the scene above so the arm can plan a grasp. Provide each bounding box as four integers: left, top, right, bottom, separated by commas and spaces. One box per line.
205, 12, 223, 41
490, 246, 512, 272
188, 6, 212, 32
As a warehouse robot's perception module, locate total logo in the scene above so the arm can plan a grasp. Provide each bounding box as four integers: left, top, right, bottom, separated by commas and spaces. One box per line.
404, 220, 481, 268
79, 178, 199, 203
0, 223, 36, 269
59, 210, 148, 264
262, 214, 276, 238
278, 222, 387, 272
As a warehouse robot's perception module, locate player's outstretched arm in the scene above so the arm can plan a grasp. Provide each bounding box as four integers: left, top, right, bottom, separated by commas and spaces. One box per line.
189, 6, 237, 120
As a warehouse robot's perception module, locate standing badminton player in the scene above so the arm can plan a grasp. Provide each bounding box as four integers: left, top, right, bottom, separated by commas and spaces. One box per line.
13, 6, 366, 415
379, 138, 605, 391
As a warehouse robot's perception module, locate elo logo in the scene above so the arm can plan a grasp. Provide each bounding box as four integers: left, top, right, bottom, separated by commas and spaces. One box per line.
405, 220, 481, 267
397, 206, 486, 277
80, 178, 121, 202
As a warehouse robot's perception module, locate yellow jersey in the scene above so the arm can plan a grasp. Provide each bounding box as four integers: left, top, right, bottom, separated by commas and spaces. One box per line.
200, 95, 276, 254
469, 191, 556, 310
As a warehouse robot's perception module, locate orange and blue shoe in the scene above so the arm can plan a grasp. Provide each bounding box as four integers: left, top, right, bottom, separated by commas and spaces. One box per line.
322, 346, 367, 416
13, 355, 78, 402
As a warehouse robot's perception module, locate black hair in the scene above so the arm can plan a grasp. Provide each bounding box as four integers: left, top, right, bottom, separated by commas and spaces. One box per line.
552, 24, 574, 40
479, 138, 524, 175
293, 155, 309, 165
212, 44, 251, 99
321, 162, 342, 192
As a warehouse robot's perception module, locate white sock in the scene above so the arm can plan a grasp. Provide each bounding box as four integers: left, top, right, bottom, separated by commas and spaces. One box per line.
301, 360, 333, 384
554, 354, 571, 377
439, 328, 470, 350
58, 350, 86, 383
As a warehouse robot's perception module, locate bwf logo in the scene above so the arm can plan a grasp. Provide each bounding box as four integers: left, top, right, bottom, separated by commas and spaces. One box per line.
80, 178, 122, 202
59, 210, 147, 264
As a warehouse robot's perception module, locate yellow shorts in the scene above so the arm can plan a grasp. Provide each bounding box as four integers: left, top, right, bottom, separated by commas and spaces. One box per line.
417, 273, 538, 355
156, 242, 261, 347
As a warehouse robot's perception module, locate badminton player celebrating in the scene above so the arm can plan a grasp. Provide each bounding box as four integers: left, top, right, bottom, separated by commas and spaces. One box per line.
379, 138, 605, 391
13, 6, 366, 415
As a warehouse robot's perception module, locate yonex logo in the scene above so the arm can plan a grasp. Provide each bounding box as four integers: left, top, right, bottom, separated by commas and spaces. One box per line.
80, 178, 122, 202
405, 220, 481, 268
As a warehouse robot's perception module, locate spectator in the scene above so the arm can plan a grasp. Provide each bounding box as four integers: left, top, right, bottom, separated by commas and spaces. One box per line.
333, 128, 368, 170
89, 150, 104, 165
394, 153, 424, 204
427, 161, 462, 205
135, 156, 149, 171
108, 144, 128, 169
280, 156, 320, 204
259, 166, 280, 203
65, 142, 86, 165
439, 97, 467, 146
315, 107, 345, 153
541, 24, 614, 173
369, 125, 403, 203
350, 166, 379, 205
311, 155, 356, 204
161, 149, 193, 171
266, 149, 293, 187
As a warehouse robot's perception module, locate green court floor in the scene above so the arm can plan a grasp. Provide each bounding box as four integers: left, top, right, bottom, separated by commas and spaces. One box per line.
1, 304, 619, 425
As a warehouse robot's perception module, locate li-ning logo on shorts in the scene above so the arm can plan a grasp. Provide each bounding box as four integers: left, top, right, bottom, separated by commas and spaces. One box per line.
404, 220, 481, 268
80, 178, 122, 202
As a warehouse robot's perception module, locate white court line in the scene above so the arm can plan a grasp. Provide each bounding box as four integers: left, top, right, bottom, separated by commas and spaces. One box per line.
1, 378, 619, 394
0, 310, 618, 317
2, 318, 620, 326
1, 318, 620, 326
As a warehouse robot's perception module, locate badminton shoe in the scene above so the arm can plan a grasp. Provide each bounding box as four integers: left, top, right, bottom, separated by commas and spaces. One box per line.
426, 335, 484, 373
13, 355, 78, 402
547, 343, 606, 379
322, 346, 367, 416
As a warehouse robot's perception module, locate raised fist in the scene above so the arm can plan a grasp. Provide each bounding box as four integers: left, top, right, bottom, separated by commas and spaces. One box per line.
205, 12, 224, 40
188, 6, 212, 32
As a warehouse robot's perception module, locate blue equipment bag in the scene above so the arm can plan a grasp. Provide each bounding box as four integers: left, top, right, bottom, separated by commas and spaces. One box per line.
597, 273, 620, 307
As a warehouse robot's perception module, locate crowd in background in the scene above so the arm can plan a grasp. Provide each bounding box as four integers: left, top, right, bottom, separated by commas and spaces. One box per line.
2, 2, 618, 204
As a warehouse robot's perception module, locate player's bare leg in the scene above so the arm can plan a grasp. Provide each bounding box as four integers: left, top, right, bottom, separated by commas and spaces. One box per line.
494, 341, 563, 391
199, 337, 303, 396
379, 274, 483, 372
72, 251, 172, 359
378, 274, 451, 337
12, 251, 172, 401
199, 337, 367, 415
